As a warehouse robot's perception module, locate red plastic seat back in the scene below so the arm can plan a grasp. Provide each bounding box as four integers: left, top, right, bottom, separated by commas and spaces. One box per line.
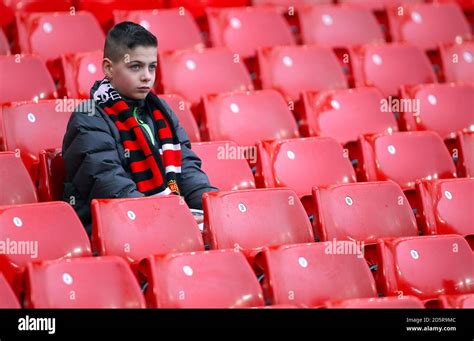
202, 90, 299, 147
24, 256, 146, 308
139, 250, 264, 308
91, 196, 204, 265
377, 235, 474, 300
38, 148, 66, 202
0, 152, 38, 205
440, 41, 474, 83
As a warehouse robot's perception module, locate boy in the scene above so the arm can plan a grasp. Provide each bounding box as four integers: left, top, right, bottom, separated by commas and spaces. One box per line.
62, 21, 217, 235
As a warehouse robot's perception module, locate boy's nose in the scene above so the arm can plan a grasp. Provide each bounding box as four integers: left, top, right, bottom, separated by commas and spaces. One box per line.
141, 70, 152, 82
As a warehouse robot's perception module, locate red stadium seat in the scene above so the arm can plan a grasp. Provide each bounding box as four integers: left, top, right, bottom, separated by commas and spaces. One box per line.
15, 11, 105, 61
0, 201, 91, 293
59, 50, 103, 99
258, 45, 348, 102
4, 0, 73, 12
255, 137, 356, 199
325, 296, 425, 308
38, 148, 65, 202
400, 83, 474, 139
298, 5, 384, 48
434, 0, 474, 11
75, 0, 164, 30
113, 9, 204, 53
337, 0, 424, 11
388, 3, 471, 51
0, 152, 38, 205
416, 178, 474, 238
192, 141, 256, 191
0, 100, 72, 184
24, 256, 145, 308
377, 235, 474, 300
91, 196, 204, 267
0, 55, 56, 103
207, 7, 295, 59
159, 48, 253, 106
313, 181, 418, 244
167, 0, 249, 19
440, 41, 474, 83
139, 250, 264, 308
0, 29, 10, 55
437, 294, 474, 308
0, 273, 21, 308
357, 131, 456, 190
256, 242, 377, 306
201, 90, 299, 146
202, 188, 315, 259
349, 43, 436, 98
301, 87, 398, 144
455, 131, 474, 177
157, 94, 201, 142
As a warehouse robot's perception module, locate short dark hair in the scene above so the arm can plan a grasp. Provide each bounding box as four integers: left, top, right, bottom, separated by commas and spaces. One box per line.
104, 21, 158, 62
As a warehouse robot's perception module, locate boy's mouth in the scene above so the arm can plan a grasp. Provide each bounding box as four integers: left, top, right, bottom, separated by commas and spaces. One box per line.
137, 87, 151, 92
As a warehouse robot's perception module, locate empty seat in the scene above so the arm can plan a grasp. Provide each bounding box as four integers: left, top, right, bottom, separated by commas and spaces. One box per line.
377, 235, 474, 300
91, 196, 204, 267
60, 50, 103, 99
358, 131, 456, 190
388, 3, 471, 51
158, 94, 201, 142
440, 41, 474, 83
24, 256, 145, 308
202, 90, 299, 146
350, 43, 436, 98
192, 141, 256, 191
456, 131, 474, 177
202, 188, 314, 258
256, 242, 377, 306
38, 148, 65, 202
325, 296, 425, 308
75, 0, 163, 30
4, 0, 73, 12
0, 55, 56, 103
15, 11, 105, 61
301, 87, 398, 144
298, 5, 384, 48
0, 100, 72, 184
255, 137, 356, 198
258, 45, 348, 102
139, 250, 264, 308
0, 201, 91, 291
207, 7, 295, 59
416, 178, 474, 237
0, 273, 21, 308
437, 294, 474, 308
252, 0, 332, 6
313, 181, 418, 244
400, 83, 474, 139
167, 0, 249, 19
159, 48, 253, 106
0, 29, 10, 55
113, 8, 204, 53
0, 152, 38, 205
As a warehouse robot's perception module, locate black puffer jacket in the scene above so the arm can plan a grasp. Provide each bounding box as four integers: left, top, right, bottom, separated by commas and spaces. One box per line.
62, 90, 217, 234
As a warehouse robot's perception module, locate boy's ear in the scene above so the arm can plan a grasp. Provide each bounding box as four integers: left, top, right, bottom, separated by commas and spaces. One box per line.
103, 58, 114, 80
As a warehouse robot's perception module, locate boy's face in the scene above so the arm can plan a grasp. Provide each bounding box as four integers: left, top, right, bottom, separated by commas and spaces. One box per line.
103, 46, 157, 100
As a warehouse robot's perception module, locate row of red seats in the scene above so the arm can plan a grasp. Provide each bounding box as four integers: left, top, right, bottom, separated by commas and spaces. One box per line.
1, 2, 471, 52
1, 232, 472, 308
0, 39, 473, 107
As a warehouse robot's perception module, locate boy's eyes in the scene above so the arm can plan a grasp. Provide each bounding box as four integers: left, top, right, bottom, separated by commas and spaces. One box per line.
130, 64, 157, 71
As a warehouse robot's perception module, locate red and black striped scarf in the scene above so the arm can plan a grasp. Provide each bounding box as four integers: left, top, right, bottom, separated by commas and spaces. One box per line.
92, 79, 181, 196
